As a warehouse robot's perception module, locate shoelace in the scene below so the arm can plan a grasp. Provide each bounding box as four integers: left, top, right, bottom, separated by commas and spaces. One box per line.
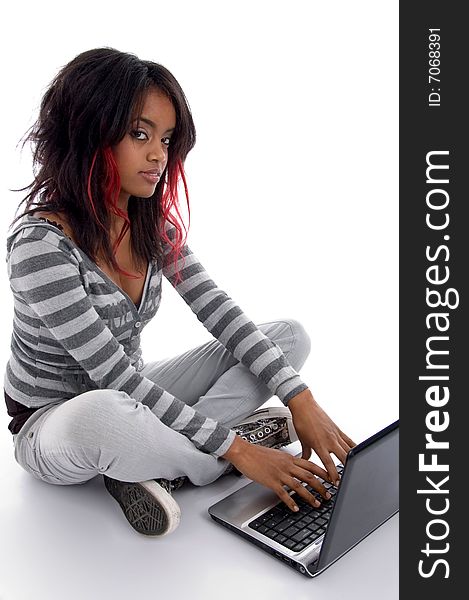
154, 476, 187, 493
234, 418, 289, 445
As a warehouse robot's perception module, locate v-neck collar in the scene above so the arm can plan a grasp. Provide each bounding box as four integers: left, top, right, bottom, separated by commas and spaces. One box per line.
22, 215, 152, 314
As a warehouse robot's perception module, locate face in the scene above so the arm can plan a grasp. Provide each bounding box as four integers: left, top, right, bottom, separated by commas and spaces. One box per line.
112, 88, 177, 209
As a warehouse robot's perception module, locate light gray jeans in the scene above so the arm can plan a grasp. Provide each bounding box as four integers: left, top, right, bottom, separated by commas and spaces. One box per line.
12, 319, 311, 487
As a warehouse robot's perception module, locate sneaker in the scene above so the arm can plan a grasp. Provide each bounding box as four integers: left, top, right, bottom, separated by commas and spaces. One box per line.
103, 475, 181, 536
154, 476, 187, 492
232, 406, 298, 449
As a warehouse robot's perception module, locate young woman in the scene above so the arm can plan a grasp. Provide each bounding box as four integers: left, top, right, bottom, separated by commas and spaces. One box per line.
4, 47, 355, 537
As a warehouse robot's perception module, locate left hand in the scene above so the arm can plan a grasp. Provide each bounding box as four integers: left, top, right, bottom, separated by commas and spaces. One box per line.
288, 388, 356, 486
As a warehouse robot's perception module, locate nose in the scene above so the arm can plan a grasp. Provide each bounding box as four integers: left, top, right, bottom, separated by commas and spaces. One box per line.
146, 139, 167, 163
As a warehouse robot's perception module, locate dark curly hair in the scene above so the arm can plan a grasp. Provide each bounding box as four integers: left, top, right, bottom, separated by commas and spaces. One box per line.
10, 47, 197, 284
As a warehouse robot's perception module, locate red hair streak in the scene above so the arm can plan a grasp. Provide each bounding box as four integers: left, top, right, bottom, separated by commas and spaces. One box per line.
102, 147, 131, 257
87, 150, 108, 232
160, 158, 190, 286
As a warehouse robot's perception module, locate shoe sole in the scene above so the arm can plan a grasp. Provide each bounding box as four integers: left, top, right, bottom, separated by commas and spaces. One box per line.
104, 477, 181, 536
235, 406, 298, 444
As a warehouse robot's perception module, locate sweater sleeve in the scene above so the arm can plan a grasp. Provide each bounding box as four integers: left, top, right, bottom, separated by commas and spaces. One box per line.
161, 223, 309, 405
7, 229, 236, 458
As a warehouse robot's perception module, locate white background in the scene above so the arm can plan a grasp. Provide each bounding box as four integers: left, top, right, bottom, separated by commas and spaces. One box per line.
0, 1, 398, 599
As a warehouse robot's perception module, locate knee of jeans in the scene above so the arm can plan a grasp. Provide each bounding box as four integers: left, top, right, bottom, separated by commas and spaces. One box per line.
283, 318, 311, 367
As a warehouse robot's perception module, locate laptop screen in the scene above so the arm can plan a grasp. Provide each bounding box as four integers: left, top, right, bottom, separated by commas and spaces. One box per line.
314, 421, 399, 572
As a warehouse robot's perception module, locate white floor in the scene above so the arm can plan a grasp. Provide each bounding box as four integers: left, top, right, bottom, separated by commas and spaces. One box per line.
0, 416, 398, 600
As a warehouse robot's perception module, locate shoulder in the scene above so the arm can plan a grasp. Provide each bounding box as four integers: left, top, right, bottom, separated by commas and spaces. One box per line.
32, 211, 76, 243
7, 212, 79, 266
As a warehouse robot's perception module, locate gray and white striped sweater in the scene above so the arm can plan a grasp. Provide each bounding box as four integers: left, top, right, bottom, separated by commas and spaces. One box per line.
3, 215, 308, 457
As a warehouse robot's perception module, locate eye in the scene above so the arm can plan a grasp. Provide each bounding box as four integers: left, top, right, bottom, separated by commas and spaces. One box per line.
162, 136, 171, 147
130, 129, 149, 141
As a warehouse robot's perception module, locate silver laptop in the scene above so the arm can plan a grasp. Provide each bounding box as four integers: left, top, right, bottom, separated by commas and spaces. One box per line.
208, 420, 399, 577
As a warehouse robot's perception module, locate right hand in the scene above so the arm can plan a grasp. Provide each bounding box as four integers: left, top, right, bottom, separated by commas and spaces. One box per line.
221, 435, 333, 513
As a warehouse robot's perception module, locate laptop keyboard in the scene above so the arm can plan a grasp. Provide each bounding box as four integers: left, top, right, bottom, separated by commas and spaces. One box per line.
248, 464, 344, 553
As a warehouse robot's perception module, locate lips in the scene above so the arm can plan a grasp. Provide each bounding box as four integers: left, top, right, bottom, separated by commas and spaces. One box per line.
141, 169, 162, 176
140, 170, 162, 184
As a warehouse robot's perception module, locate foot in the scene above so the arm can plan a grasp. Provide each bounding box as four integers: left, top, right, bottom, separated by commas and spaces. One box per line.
103, 475, 181, 536
232, 406, 298, 449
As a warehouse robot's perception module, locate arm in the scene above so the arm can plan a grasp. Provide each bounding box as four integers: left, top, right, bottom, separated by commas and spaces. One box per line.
159, 224, 356, 502
160, 223, 353, 508
7, 227, 235, 457
161, 222, 309, 404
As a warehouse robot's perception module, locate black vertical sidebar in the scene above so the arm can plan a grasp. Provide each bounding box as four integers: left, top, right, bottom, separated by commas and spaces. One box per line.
400, 2, 465, 596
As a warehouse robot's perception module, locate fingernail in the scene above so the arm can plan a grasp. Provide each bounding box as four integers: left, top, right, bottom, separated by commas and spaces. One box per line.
325, 492, 331, 499
335, 480, 340, 487
293, 505, 299, 512
314, 499, 321, 507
